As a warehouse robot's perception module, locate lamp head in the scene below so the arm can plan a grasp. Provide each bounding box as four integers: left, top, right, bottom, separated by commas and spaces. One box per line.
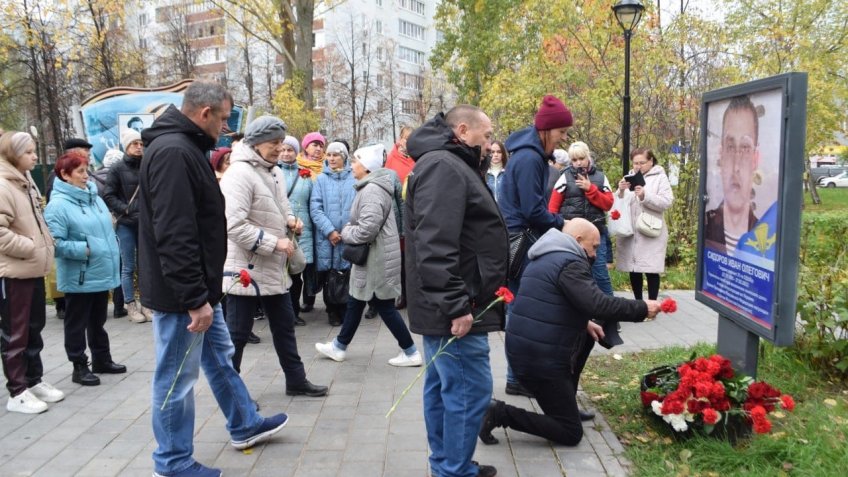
612, 0, 645, 32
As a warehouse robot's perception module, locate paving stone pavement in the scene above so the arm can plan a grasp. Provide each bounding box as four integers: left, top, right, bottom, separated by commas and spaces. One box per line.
0, 290, 717, 477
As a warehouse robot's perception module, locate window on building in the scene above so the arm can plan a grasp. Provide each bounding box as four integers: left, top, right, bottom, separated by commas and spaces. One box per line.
398, 19, 425, 41
139, 37, 148, 49
398, 0, 426, 15
398, 46, 425, 65
401, 73, 424, 91
138, 13, 148, 26
377, 75, 383, 88
401, 99, 418, 115
376, 20, 382, 34
377, 0, 383, 6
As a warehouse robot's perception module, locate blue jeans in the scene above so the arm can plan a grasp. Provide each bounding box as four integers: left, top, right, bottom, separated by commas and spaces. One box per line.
592, 230, 613, 296
423, 333, 492, 477
151, 304, 263, 475
334, 296, 416, 353
116, 224, 137, 303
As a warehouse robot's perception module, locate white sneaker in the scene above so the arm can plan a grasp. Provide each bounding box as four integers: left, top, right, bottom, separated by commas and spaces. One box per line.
127, 301, 147, 323
6, 389, 48, 414
388, 350, 423, 367
28, 382, 65, 403
315, 342, 346, 362
140, 305, 154, 322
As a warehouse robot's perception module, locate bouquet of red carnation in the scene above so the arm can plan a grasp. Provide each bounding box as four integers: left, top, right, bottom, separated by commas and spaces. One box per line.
298, 168, 312, 178
610, 210, 621, 220
640, 353, 794, 439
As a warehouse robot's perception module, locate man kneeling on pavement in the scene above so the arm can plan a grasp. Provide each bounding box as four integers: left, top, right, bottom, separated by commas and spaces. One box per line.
480, 218, 661, 446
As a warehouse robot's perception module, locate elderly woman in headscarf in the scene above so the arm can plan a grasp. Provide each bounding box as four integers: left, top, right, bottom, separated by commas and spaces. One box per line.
310, 141, 356, 326
219, 116, 327, 397
277, 135, 315, 325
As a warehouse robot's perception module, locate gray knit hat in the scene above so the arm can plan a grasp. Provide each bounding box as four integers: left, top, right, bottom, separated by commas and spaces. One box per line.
325, 142, 349, 161
243, 116, 287, 146
283, 135, 300, 153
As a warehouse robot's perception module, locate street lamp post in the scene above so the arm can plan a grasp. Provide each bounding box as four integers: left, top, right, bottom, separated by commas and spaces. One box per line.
612, 0, 645, 176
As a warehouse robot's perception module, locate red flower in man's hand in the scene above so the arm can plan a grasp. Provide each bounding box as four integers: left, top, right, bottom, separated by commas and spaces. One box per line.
298, 168, 311, 178
239, 269, 252, 287
660, 297, 678, 313
495, 286, 514, 304
610, 210, 621, 220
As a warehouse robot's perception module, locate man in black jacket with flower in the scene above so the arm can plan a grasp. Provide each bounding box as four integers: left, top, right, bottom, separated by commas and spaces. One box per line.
479, 218, 660, 447
139, 81, 287, 477
405, 105, 507, 477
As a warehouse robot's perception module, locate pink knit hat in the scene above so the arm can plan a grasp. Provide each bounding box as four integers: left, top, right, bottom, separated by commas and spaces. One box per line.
534, 95, 573, 131
301, 132, 326, 151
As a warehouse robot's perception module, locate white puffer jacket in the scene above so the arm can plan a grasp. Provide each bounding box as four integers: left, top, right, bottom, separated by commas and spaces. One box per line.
220, 142, 296, 296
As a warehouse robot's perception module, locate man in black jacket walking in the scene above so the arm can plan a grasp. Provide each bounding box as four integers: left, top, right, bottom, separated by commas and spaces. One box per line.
479, 218, 661, 447
405, 105, 507, 477
139, 81, 288, 477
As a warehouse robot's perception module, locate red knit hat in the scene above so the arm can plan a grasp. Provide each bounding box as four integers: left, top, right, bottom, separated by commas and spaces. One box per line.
210, 147, 232, 172
534, 95, 573, 130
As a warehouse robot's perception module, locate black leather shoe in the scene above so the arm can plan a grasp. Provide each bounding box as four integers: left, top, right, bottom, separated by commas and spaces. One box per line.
286, 380, 329, 397
91, 360, 127, 374
56, 309, 65, 320
247, 332, 260, 344
113, 307, 128, 318
505, 382, 534, 398
72, 362, 100, 386
300, 303, 314, 313
364, 308, 377, 319
472, 461, 497, 477
479, 400, 504, 445
294, 316, 306, 326
579, 409, 596, 421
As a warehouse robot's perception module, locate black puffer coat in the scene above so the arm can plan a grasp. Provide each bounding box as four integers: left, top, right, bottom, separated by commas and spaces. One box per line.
103, 154, 141, 227
506, 229, 647, 375
404, 113, 509, 336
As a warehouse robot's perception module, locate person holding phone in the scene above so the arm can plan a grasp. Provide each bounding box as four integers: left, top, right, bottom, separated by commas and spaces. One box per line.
614, 148, 673, 300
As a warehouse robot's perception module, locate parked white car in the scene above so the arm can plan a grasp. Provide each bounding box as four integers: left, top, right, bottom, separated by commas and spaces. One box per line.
820, 171, 848, 188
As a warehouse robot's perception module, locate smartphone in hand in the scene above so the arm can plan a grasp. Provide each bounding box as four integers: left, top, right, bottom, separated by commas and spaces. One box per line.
624, 171, 646, 190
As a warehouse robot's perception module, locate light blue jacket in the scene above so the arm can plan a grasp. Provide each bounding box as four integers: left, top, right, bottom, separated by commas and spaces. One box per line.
310, 159, 356, 271
44, 179, 120, 293
278, 161, 314, 263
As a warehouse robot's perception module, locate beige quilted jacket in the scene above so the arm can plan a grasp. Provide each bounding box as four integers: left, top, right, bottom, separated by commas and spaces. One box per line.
220, 142, 296, 296
0, 158, 54, 279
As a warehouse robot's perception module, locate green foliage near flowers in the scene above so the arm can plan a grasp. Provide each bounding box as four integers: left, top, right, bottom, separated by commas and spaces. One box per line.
582, 344, 848, 477
795, 209, 848, 377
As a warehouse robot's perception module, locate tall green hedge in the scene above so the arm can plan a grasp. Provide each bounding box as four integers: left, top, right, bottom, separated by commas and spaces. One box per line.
795, 210, 848, 377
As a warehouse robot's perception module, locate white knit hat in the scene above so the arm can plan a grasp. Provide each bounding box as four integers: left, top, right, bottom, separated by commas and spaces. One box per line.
354, 144, 385, 173
121, 129, 141, 151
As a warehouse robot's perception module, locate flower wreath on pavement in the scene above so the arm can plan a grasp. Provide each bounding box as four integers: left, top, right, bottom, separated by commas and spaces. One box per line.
641, 353, 795, 437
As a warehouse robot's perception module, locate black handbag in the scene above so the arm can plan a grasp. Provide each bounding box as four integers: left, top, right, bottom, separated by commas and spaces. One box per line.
507, 228, 536, 280
323, 245, 350, 306
342, 242, 369, 266
323, 268, 350, 306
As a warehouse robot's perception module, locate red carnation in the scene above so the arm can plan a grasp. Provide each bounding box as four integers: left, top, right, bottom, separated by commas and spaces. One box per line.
702, 408, 719, 425
298, 168, 311, 178
780, 395, 796, 411
495, 286, 514, 304
640, 391, 660, 407
610, 210, 621, 220
660, 297, 677, 313
239, 269, 252, 287
752, 416, 772, 434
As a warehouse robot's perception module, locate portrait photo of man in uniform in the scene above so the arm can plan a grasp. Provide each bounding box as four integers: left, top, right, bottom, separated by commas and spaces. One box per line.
704, 95, 760, 255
